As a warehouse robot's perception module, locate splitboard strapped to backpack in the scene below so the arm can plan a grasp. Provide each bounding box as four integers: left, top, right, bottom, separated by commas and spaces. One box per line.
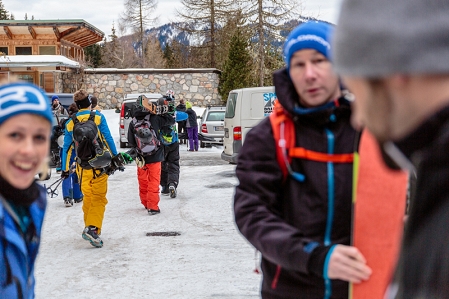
71, 111, 112, 169
137, 95, 170, 115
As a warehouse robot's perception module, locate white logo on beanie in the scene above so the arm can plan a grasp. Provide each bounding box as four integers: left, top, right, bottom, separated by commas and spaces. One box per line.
283, 34, 331, 57
0, 84, 48, 119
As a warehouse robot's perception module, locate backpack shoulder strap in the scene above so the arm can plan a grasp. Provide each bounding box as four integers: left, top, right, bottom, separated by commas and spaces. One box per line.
269, 101, 295, 181
71, 113, 79, 124
89, 110, 96, 121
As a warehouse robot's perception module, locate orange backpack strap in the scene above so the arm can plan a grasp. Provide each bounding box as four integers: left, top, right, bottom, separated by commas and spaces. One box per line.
269, 101, 295, 181
270, 101, 354, 182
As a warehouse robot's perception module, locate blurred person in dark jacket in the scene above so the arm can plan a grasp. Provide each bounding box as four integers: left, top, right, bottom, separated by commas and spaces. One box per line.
233, 22, 371, 299
334, 0, 449, 297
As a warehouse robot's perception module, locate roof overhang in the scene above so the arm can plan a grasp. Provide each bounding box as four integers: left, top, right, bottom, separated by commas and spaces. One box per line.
0, 55, 79, 70
0, 20, 104, 48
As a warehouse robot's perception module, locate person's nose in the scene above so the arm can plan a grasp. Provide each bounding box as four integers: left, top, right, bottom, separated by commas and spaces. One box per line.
304, 62, 317, 80
20, 136, 35, 156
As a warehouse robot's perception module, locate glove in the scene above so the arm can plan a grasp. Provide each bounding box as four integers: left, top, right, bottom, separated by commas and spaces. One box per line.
61, 171, 70, 179
120, 152, 133, 164
135, 155, 145, 168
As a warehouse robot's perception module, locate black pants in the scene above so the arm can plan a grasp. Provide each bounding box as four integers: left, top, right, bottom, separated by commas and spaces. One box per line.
160, 142, 180, 187
178, 121, 187, 144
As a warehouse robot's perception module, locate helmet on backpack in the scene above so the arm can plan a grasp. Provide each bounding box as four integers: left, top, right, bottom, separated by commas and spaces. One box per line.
136, 127, 153, 141
88, 149, 112, 168
166, 90, 174, 100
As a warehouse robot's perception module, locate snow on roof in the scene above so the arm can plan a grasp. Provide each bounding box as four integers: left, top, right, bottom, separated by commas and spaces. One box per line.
0, 55, 79, 68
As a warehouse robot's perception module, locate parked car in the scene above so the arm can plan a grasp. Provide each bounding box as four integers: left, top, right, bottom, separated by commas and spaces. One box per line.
199, 106, 225, 148
46, 93, 74, 109
118, 93, 163, 148
221, 87, 276, 164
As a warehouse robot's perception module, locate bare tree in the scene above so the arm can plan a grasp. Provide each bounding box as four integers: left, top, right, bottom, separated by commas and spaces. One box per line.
176, 0, 236, 68
101, 21, 139, 68
121, 0, 158, 67
145, 34, 165, 68
241, 0, 301, 86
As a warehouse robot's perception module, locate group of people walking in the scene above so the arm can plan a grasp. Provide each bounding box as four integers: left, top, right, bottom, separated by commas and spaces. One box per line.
4, 0, 449, 295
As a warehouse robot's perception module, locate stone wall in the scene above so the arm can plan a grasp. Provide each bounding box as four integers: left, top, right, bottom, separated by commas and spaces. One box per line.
60, 68, 223, 109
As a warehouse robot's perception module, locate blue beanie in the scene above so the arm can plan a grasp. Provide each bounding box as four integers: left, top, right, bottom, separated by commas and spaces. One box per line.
0, 82, 53, 126
51, 95, 59, 103
283, 21, 334, 69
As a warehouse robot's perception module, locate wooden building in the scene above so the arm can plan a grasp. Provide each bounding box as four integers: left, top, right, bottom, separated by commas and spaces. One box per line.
0, 19, 103, 92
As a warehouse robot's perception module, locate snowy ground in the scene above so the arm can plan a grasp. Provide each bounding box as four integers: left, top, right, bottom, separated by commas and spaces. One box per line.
35, 109, 260, 298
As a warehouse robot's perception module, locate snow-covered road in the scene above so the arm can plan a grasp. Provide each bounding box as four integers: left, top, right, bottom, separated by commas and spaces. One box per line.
35, 109, 260, 298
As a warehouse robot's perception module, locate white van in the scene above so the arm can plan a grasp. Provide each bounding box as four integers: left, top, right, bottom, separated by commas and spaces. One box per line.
221, 86, 276, 163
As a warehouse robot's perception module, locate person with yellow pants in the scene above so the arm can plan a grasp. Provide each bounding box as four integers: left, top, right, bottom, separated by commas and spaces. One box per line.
61, 90, 118, 248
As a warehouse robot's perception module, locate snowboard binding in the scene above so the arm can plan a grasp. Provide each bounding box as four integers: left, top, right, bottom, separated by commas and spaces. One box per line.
137, 95, 170, 115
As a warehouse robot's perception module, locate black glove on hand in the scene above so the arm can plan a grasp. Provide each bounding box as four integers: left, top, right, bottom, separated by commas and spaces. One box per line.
61, 171, 70, 179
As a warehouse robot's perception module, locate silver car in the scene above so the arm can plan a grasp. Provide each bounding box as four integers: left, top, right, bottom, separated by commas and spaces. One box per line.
199, 106, 226, 148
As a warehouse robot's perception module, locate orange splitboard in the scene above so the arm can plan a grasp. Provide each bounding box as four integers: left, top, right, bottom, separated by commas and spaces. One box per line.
350, 130, 408, 299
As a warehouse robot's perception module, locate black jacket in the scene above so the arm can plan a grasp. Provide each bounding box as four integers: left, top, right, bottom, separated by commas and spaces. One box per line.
176, 103, 186, 112
390, 106, 449, 299
234, 68, 357, 299
127, 112, 175, 164
186, 108, 198, 128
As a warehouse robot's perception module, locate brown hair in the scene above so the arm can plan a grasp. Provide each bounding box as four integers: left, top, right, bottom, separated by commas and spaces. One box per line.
68, 103, 79, 116
73, 89, 89, 102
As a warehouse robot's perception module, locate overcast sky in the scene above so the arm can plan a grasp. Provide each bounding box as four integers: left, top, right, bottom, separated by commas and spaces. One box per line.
3, 0, 342, 38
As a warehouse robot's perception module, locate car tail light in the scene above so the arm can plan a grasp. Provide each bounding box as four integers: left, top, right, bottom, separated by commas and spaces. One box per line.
233, 126, 242, 140
120, 103, 125, 129
201, 123, 208, 133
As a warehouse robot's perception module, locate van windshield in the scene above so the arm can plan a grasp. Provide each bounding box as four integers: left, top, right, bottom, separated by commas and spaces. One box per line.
225, 93, 237, 118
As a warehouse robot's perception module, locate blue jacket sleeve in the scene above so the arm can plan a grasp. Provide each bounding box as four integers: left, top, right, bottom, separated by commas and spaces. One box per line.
61, 120, 74, 171
98, 113, 118, 156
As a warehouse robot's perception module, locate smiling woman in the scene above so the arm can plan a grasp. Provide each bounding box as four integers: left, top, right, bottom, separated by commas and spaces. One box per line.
0, 80, 53, 298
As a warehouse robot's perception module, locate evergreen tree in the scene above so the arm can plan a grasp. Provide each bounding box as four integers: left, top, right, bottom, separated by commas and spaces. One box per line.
84, 44, 102, 68
163, 43, 175, 68
0, 0, 10, 20
218, 29, 252, 101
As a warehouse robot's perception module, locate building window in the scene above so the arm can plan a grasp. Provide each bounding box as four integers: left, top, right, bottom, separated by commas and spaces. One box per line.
16, 73, 34, 84
0, 47, 8, 55
39, 46, 56, 55
16, 47, 32, 55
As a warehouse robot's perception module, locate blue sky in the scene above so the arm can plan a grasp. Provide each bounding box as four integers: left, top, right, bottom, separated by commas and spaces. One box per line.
2, 0, 342, 38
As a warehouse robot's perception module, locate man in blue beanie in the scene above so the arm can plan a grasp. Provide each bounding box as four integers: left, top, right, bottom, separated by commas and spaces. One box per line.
333, 0, 449, 298
234, 21, 371, 298
51, 95, 68, 117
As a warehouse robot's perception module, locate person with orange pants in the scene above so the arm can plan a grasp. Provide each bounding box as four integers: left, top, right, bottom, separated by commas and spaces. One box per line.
127, 99, 175, 215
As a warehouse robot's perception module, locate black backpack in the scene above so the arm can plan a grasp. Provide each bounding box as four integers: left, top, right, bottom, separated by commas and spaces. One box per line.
72, 111, 111, 169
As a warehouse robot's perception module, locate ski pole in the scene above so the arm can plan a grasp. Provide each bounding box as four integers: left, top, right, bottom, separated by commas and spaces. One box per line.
46, 177, 63, 198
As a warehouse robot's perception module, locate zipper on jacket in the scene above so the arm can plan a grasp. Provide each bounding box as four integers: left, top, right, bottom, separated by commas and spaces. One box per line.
324, 128, 335, 299
271, 265, 282, 289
